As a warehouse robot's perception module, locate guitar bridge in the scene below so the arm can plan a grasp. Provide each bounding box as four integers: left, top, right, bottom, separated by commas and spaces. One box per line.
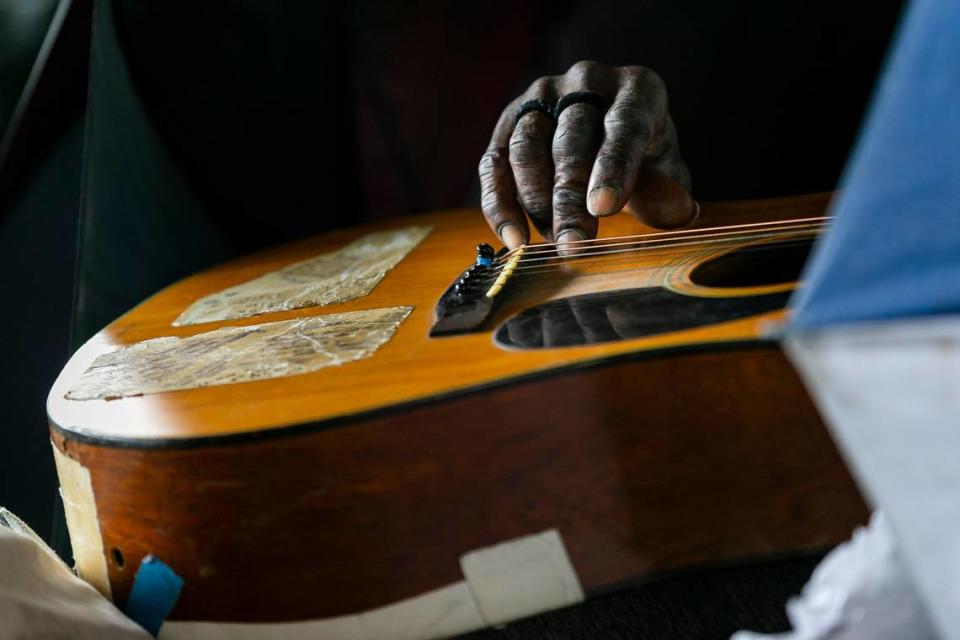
430, 243, 515, 336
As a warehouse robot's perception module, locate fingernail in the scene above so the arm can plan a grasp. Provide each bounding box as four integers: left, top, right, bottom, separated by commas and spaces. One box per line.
499, 223, 526, 249
556, 229, 586, 257
588, 186, 620, 216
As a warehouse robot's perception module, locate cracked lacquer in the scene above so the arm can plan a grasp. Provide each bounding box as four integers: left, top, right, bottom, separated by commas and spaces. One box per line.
174, 226, 432, 326
67, 307, 413, 400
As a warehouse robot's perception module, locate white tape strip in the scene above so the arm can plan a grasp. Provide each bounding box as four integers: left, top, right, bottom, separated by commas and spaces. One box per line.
159, 529, 583, 640
52, 442, 113, 600
461, 529, 584, 626
160, 582, 481, 640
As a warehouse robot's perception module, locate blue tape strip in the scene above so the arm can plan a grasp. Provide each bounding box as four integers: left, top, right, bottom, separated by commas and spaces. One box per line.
124, 555, 184, 637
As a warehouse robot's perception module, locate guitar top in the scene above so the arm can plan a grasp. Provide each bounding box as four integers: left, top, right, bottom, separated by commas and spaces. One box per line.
48, 192, 832, 445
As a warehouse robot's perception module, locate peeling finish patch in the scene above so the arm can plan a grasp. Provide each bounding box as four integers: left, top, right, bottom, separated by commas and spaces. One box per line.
67, 307, 412, 400
174, 226, 432, 325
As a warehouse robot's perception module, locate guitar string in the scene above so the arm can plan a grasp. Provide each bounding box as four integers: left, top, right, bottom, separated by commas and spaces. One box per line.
476, 231, 824, 284
496, 216, 830, 259
468, 224, 826, 283
504, 238, 819, 278
505, 223, 825, 266
472, 223, 826, 284
492, 216, 831, 263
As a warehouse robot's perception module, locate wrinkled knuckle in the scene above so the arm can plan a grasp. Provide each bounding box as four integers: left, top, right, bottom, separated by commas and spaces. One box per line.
553, 171, 588, 200
509, 119, 550, 159
480, 180, 503, 216
554, 107, 599, 154
552, 134, 587, 166
479, 150, 511, 210
591, 161, 621, 188
607, 100, 646, 122
478, 147, 509, 177
511, 148, 548, 174
561, 102, 603, 125
606, 103, 653, 137
507, 126, 553, 215
513, 168, 553, 214
480, 191, 498, 215
564, 60, 601, 83
620, 65, 649, 81
518, 190, 553, 217
553, 149, 589, 172
567, 60, 597, 75
595, 142, 633, 177
479, 175, 502, 207
552, 188, 587, 228
620, 67, 665, 98
526, 76, 555, 97
513, 116, 543, 137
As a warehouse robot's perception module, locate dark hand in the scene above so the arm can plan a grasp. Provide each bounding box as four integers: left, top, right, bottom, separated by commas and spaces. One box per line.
479, 61, 697, 253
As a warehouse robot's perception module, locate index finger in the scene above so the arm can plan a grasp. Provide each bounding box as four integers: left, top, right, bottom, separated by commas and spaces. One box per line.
479, 100, 529, 249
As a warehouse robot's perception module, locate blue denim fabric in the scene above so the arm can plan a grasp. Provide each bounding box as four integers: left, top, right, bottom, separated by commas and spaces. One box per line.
790, 0, 960, 330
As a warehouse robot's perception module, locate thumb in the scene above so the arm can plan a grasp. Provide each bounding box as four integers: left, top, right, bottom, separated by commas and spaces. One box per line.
625, 166, 699, 229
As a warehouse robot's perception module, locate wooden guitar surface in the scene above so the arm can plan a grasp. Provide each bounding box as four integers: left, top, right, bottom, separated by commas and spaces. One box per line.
47, 192, 868, 627
51, 193, 830, 442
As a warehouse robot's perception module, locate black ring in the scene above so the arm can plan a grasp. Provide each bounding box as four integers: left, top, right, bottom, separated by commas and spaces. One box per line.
554, 91, 610, 119
514, 99, 555, 126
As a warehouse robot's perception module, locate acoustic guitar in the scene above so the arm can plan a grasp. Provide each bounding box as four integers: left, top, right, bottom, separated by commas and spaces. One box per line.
47, 192, 867, 638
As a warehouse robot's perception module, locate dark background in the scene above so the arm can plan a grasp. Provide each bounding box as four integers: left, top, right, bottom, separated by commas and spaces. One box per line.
0, 1, 901, 633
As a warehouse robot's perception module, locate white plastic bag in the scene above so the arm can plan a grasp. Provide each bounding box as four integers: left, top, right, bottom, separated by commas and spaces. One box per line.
0, 508, 148, 640
732, 512, 938, 640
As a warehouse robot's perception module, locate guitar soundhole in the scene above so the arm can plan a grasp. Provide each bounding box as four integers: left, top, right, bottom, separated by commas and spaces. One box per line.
689, 238, 814, 288
494, 287, 791, 349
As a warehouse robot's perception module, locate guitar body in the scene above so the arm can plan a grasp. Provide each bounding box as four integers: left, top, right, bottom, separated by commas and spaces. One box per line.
47, 192, 867, 632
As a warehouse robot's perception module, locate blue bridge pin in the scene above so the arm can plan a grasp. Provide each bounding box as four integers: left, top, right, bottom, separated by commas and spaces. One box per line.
476, 243, 495, 267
